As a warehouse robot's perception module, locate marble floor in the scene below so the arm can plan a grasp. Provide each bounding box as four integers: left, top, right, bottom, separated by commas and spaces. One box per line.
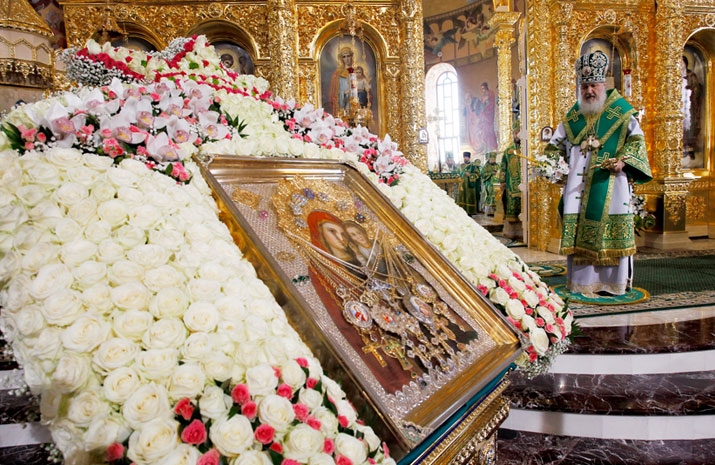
497, 237, 715, 465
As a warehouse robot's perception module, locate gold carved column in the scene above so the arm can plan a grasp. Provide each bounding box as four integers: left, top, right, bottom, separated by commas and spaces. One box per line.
398, 0, 427, 172
646, 0, 693, 247
490, 11, 520, 152
267, 0, 300, 101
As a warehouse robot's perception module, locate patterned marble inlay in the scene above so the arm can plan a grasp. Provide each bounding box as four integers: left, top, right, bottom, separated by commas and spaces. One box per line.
497, 430, 715, 465
505, 370, 715, 416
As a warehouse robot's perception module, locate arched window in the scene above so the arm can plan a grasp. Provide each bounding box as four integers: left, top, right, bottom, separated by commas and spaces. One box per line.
425, 63, 460, 172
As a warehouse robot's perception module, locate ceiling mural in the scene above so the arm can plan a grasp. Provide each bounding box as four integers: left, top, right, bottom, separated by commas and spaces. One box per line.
423, 0, 496, 65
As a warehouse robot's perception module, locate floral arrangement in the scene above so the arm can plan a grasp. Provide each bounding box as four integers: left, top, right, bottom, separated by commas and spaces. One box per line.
630, 193, 656, 236
0, 36, 573, 464
529, 153, 569, 184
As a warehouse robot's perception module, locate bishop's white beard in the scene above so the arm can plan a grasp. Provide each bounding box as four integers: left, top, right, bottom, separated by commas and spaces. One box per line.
578, 91, 607, 116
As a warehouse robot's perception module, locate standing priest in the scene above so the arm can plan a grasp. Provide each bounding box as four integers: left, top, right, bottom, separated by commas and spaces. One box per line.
544, 50, 652, 297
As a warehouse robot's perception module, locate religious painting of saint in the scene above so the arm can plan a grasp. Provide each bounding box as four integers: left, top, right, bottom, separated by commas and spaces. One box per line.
197, 155, 521, 457
681, 45, 706, 170
214, 42, 254, 75
320, 36, 379, 132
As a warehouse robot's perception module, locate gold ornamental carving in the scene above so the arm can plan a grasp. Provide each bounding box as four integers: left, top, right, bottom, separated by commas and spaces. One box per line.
490, 12, 520, 152
267, 0, 300, 100
664, 192, 687, 226
686, 194, 706, 222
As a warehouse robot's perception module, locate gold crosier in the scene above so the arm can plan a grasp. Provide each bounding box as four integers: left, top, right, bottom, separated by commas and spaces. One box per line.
271, 176, 473, 381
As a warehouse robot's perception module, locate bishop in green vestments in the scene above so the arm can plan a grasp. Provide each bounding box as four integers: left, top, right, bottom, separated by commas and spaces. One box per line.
456, 151, 481, 215
545, 50, 652, 297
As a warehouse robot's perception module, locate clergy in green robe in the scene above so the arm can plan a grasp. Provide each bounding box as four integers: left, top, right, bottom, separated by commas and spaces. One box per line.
500, 137, 522, 223
456, 151, 481, 215
481, 151, 499, 215
545, 50, 652, 297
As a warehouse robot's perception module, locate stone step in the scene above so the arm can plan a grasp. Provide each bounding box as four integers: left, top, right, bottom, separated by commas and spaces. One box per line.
505, 370, 715, 416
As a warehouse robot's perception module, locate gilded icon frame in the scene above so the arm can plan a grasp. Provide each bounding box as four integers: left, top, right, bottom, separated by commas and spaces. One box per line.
196, 155, 521, 461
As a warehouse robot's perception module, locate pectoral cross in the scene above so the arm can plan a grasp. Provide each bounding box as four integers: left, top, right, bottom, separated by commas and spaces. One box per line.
361, 334, 386, 367
381, 335, 414, 371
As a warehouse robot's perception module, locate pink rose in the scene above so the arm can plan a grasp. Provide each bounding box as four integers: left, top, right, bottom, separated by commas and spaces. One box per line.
181, 419, 207, 445
197, 449, 220, 465
174, 398, 194, 421
241, 400, 257, 419
276, 383, 293, 399
231, 384, 250, 405
105, 442, 125, 462
254, 424, 275, 444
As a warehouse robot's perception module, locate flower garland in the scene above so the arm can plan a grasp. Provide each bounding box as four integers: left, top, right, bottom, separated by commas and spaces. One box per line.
0, 36, 575, 464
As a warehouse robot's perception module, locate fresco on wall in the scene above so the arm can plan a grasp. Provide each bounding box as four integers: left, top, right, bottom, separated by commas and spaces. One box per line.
29, 0, 66, 48
424, 0, 495, 65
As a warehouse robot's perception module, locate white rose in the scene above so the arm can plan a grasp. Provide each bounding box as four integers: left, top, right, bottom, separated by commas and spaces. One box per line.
108, 260, 145, 285
28, 200, 62, 230
530, 327, 550, 356
245, 364, 279, 396
12, 304, 46, 337
167, 363, 206, 400
0, 249, 20, 280
45, 146, 83, 168
334, 432, 368, 464
183, 301, 219, 333
537, 306, 556, 324
89, 179, 117, 203
117, 186, 143, 204
209, 414, 254, 457
215, 295, 248, 321
321, 377, 344, 402
15, 184, 50, 206
53, 182, 89, 207
103, 367, 141, 404
41, 288, 84, 326
144, 265, 185, 292
39, 388, 63, 422
523, 289, 540, 308
521, 314, 537, 332
180, 332, 211, 361
307, 453, 336, 465
60, 239, 97, 267
2, 276, 31, 313
122, 383, 172, 430
128, 204, 163, 230
201, 351, 234, 382
111, 281, 151, 310
127, 418, 180, 464
280, 359, 307, 389
81, 282, 114, 313
0, 204, 28, 233
258, 394, 295, 432
114, 224, 147, 250
489, 286, 510, 306
67, 389, 110, 427
198, 385, 231, 420
283, 423, 324, 462
53, 217, 83, 244
156, 443, 201, 465
127, 244, 170, 269
111, 309, 153, 341
84, 219, 112, 243
108, 162, 141, 188
298, 387, 323, 411
187, 278, 222, 302
356, 424, 381, 451
12, 224, 48, 252
335, 399, 357, 425
508, 276, 527, 293
232, 450, 272, 465
72, 260, 106, 289
142, 318, 187, 350
97, 199, 128, 227
61, 313, 111, 353
84, 414, 131, 450
94, 338, 140, 373
67, 166, 103, 187
96, 238, 127, 263
505, 299, 526, 321
148, 227, 185, 251
134, 348, 178, 381
311, 406, 339, 438
30, 263, 73, 300
67, 198, 99, 226
150, 286, 189, 318
52, 352, 91, 394
23, 327, 62, 360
